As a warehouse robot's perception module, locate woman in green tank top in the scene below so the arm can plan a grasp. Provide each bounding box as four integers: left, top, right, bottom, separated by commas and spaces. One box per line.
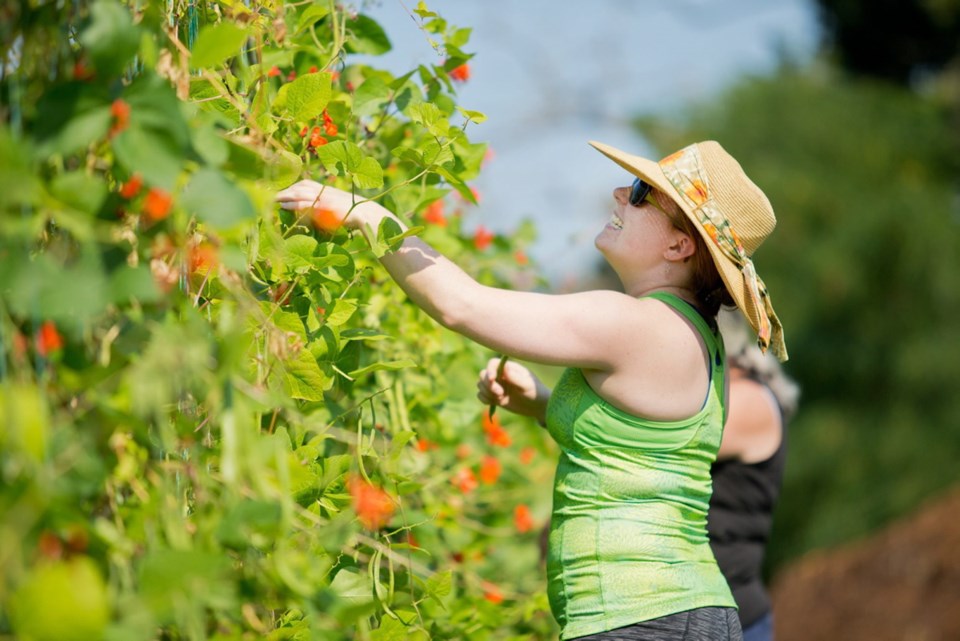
277, 140, 787, 640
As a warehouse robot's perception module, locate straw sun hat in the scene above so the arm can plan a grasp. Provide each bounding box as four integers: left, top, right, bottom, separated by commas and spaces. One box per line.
590, 140, 787, 361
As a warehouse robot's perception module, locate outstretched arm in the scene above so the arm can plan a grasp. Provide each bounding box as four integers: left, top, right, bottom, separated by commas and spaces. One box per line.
276, 181, 654, 371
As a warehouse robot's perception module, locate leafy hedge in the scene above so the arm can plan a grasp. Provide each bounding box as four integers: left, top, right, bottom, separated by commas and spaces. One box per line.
0, 2, 557, 639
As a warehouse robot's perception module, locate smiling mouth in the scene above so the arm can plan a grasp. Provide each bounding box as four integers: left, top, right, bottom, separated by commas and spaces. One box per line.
608, 212, 623, 230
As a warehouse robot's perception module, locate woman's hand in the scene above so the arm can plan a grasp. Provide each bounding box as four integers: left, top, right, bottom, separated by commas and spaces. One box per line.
275, 180, 387, 231
476, 358, 551, 424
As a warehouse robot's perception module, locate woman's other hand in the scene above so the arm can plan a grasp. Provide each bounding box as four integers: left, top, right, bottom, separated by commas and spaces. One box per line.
476, 358, 551, 424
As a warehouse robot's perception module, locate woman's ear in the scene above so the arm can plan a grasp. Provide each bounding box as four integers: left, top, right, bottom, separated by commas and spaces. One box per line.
664, 230, 696, 262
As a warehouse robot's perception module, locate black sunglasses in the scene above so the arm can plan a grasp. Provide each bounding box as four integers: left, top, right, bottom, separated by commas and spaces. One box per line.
629, 177, 654, 207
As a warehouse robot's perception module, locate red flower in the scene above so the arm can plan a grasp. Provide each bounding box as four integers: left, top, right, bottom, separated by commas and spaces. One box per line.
423, 200, 446, 226
514, 250, 529, 266
72, 59, 94, 81
309, 133, 327, 148
473, 225, 494, 251
311, 207, 342, 233
267, 65, 281, 78
287, 70, 297, 81
450, 63, 471, 82
415, 438, 437, 452
299, 125, 309, 137
35, 321, 64, 356
308, 65, 318, 73
452, 468, 478, 494
481, 582, 504, 604
348, 476, 395, 530
455, 443, 472, 459
324, 122, 338, 137
119, 174, 143, 199
514, 504, 534, 533
519, 446, 536, 465
479, 455, 501, 485
189, 242, 219, 274
142, 188, 172, 221
482, 411, 512, 447
109, 99, 130, 137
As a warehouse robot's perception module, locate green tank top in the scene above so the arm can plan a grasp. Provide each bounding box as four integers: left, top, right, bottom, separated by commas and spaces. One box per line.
544, 292, 736, 640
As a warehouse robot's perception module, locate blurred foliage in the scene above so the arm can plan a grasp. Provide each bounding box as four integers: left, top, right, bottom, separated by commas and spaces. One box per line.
0, 1, 556, 639
636, 64, 960, 572
813, 0, 960, 84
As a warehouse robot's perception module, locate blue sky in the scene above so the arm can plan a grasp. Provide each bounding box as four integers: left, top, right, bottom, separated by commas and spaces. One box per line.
362, 0, 821, 284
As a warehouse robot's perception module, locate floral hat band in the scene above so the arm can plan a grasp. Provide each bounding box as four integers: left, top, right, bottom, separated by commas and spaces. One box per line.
658, 144, 787, 361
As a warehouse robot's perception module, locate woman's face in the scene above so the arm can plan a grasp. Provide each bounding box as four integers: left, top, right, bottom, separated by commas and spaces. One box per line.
595, 184, 680, 271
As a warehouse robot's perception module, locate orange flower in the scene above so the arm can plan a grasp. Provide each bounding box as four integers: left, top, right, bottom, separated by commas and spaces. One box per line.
514, 504, 534, 533
143, 188, 172, 221
449, 63, 471, 82
324, 122, 338, 137
519, 446, 535, 465
189, 242, 218, 274
312, 207, 342, 233
479, 455, 501, 485
109, 98, 130, 137
452, 468, 478, 494
514, 250, 528, 266
455, 443, 472, 459
415, 438, 437, 453
309, 133, 328, 148
35, 321, 64, 356
473, 225, 494, 251
481, 582, 503, 604
308, 65, 318, 73
424, 200, 446, 226
119, 174, 143, 199
267, 66, 281, 78
685, 180, 708, 205
348, 476, 395, 530
482, 412, 512, 447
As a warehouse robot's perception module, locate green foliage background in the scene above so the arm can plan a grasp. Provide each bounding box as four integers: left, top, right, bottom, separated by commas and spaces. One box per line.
637, 62, 960, 571
1, 2, 556, 639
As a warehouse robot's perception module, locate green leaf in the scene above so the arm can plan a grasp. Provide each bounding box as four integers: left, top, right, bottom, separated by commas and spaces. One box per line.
34, 83, 111, 157
180, 168, 256, 229
190, 23, 250, 69
311, 243, 355, 283
110, 265, 162, 305
274, 72, 332, 122
348, 359, 417, 380
0, 385, 49, 463
0, 127, 41, 207
112, 125, 184, 191
49, 171, 108, 216
282, 349, 331, 400
406, 103, 449, 138
282, 235, 319, 275
340, 328, 391, 342
352, 77, 392, 118
80, 0, 140, 76
343, 15, 392, 55
325, 299, 357, 327
216, 500, 283, 549
316, 141, 383, 189
295, 4, 331, 34
457, 107, 487, 124
425, 570, 453, 601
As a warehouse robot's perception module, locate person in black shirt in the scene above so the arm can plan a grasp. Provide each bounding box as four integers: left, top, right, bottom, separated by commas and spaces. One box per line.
709, 310, 800, 641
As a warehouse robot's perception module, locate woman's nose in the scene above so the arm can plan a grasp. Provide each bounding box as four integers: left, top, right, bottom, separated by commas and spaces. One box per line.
613, 186, 629, 203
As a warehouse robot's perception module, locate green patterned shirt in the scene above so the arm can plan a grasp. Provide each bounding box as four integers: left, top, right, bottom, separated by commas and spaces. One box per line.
544, 293, 736, 639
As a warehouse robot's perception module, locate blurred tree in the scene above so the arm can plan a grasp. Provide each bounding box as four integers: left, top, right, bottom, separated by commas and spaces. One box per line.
813, 0, 960, 84
635, 64, 960, 571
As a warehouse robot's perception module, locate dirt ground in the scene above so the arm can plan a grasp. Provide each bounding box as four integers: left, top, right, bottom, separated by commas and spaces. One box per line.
770, 484, 960, 641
